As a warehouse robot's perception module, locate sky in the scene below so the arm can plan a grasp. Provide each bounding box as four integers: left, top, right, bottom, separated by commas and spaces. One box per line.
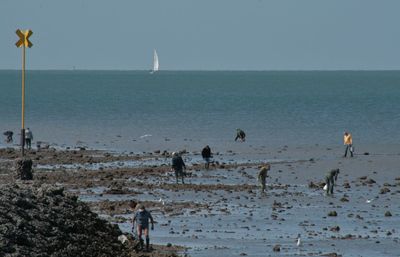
1, 0, 400, 70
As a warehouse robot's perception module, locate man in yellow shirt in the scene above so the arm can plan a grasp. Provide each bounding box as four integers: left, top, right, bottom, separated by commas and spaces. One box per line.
343, 132, 354, 157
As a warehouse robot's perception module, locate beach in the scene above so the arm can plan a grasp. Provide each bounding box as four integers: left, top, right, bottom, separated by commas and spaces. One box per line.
1, 70, 399, 256
0, 142, 399, 256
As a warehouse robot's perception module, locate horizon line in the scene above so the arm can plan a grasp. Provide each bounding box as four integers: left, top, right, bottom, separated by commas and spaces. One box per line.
1, 69, 400, 72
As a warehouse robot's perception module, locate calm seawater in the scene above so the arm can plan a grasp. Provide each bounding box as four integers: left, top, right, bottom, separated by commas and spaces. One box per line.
0, 70, 399, 152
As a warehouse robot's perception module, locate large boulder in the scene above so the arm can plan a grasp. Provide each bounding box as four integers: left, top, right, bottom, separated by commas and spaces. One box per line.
0, 183, 129, 257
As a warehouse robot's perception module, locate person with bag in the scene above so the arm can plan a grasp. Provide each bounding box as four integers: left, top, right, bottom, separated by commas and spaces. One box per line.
325, 169, 340, 195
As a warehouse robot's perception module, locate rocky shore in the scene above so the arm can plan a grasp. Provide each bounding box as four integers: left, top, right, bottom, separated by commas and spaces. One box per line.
1, 145, 399, 256
0, 182, 180, 257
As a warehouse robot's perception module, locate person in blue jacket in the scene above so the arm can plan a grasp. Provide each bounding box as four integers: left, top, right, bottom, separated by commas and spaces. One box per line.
132, 204, 154, 252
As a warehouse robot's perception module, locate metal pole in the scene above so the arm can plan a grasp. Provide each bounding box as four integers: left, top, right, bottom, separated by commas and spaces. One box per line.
21, 44, 25, 156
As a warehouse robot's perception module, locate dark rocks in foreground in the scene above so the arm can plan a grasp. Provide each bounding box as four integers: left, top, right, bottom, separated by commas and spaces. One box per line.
14, 158, 33, 180
0, 183, 128, 257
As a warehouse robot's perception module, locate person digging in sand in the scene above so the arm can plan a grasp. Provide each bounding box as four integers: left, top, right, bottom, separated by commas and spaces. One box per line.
258, 164, 270, 194
171, 152, 186, 184
132, 204, 154, 252
235, 128, 246, 142
325, 168, 340, 195
3, 131, 13, 143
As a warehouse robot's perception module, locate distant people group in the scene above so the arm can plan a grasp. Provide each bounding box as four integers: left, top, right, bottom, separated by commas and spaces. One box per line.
3, 128, 33, 150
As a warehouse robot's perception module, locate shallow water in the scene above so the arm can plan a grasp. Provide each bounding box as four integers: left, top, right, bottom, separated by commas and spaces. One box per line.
1, 70, 400, 153
76, 162, 400, 257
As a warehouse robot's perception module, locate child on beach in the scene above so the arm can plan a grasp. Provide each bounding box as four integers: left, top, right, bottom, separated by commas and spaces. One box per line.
132, 204, 154, 252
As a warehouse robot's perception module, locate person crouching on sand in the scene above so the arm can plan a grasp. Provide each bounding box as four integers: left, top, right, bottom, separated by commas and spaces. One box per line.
343, 131, 354, 157
235, 128, 246, 142
258, 164, 270, 194
132, 204, 154, 252
171, 152, 186, 184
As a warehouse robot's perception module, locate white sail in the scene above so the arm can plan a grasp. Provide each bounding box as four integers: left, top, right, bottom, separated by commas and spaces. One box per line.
153, 49, 159, 72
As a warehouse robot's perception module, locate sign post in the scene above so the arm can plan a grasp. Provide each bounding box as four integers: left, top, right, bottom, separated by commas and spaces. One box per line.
15, 29, 33, 157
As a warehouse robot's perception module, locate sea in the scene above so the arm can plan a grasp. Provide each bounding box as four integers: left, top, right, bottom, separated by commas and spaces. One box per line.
0, 70, 399, 154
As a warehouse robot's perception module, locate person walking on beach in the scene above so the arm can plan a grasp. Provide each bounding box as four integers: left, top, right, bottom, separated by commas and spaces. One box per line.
325, 168, 340, 195
235, 128, 246, 142
25, 128, 33, 150
132, 204, 154, 252
343, 131, 353, 157
201, 145, 212, 169
3, 131, 13, 143
171, 152, 186, 184
258, 164, 270, 193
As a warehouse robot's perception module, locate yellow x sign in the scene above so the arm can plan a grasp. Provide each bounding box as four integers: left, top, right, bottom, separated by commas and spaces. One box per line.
15, 29, 33, 48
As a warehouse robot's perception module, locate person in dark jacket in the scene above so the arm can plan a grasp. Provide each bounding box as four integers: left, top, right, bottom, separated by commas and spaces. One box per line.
235, 129, 246, 142
132, 204, 154, 252
171, 152, 186, 184
325, 169, 340, 195
201, 145, 212, 169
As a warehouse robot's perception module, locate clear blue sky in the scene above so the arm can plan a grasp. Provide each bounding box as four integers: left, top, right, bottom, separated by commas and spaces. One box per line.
1, 0, 400, 70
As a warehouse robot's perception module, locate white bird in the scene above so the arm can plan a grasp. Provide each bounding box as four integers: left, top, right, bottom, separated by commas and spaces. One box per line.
117, 235, 128, 244
366, 199, 374, 203
296, 234, 301, 247
139, 134, 152, 139
158, 198, 165, 205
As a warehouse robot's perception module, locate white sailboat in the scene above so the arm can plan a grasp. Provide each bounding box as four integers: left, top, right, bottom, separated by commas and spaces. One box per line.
151, 49, 159, 73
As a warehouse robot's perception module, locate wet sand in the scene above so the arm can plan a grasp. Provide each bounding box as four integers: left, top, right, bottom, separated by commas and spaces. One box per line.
0, 144, 399, 256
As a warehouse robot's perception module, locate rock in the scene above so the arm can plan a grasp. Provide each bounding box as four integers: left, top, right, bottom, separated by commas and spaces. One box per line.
385, 211, 392, 217
365, 178, 376, 184
308, 181, 324, 189
0, 183, 130, 257
328, 211, 338, 217
343, 182, 351, 189
380, 187, 391, 194
273, 244, 281, 252
14, 158, 33, 180
330, 226, 340, 232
